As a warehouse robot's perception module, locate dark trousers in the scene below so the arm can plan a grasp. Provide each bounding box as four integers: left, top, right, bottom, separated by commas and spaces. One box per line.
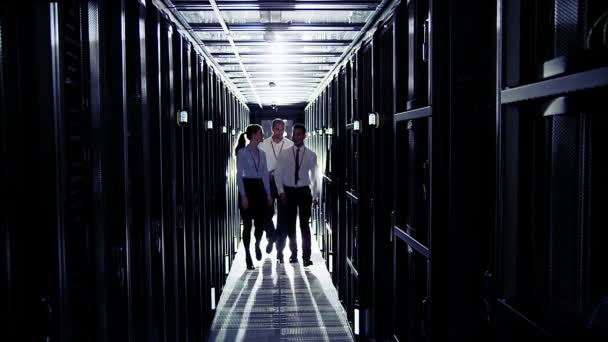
276, 186, 312, 261
239, 178, 266, 261
263, 174, 280, 242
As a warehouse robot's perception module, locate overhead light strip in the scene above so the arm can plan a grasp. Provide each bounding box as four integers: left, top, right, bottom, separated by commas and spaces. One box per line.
153, 0, 249, 108
208, 0, 263, 108
173, 2, 380, 11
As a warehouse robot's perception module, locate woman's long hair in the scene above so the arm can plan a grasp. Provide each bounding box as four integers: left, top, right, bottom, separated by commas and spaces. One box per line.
234, 124, 263, 156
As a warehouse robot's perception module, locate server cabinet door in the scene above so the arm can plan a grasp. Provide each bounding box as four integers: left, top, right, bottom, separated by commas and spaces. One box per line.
100, 0, 133, 339
2, 3, 70, 341
370, 20, 396, 340
144, 4, 168, 342
320, 77, 340, 284
342, 44, 377, 339
171, 30, 188, 342
392, 0, 433, 339
125, 0, 158, 339
344, 76, 362, 340
393, 114, 431, 342
496, 0, 608, 338
497, 97, 608, 339
159, 18, 181, 342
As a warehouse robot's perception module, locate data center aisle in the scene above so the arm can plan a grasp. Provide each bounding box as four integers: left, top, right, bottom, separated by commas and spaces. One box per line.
208, 224, 354, 342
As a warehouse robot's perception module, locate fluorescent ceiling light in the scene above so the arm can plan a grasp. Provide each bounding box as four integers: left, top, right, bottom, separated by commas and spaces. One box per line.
208, 0, 262, 108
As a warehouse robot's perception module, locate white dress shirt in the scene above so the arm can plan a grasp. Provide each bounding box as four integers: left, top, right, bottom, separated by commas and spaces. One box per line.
259, 136, 294, 172
274, 145, 320, 199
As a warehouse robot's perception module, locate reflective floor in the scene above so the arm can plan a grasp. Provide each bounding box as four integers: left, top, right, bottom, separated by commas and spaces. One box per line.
209, 222, 354, 341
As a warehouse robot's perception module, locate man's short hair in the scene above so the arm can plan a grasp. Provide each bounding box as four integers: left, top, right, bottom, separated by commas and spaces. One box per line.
292, 123, 306, 134
272, 118, 285, 129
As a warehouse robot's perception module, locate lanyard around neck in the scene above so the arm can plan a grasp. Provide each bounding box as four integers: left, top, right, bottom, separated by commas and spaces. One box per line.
248, 147, 260, 175
271, 140, 285, 160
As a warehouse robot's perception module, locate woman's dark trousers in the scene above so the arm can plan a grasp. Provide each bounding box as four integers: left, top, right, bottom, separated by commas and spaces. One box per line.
239, 178, 266, 267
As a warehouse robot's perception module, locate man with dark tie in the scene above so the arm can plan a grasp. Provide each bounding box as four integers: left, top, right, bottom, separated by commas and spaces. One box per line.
273, 124, 320, 267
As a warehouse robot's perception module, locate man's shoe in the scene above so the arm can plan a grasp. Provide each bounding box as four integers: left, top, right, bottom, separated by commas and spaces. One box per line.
303, 260, 313, 267
265, 240, 273, 254
289, 256, 298, 264
277, 256, 284, 264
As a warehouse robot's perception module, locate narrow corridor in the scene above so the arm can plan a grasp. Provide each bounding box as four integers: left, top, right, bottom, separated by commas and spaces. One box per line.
209, 226, 353, 341
2, 0, 607, 341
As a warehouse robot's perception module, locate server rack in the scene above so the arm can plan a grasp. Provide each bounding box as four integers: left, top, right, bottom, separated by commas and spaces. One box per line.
307, 38, 380, 339
1, 1, 249, 341
495, 0, 608, 338
392, 0, 433, 340
306, 1, 498, 340
144, 4, 169, 341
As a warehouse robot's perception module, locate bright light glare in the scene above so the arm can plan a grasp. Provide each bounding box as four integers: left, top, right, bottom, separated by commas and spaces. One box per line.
270, 43, 288, 64
354, 308, 360, 335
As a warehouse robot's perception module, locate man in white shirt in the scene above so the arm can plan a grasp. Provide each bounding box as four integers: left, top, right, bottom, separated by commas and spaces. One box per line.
274, 124, 319, 267
259, 119, 294, 254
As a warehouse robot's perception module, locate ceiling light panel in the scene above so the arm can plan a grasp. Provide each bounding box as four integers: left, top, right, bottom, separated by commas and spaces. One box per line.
227, 71, 328, 77
234, 84, 320, 90
236, 78, 321, 83
215, 56, 340, 64
182, 10, 374, 25
239, 91, 318, 95
239, 86, 318, 90
241, 96, 315, 100
235, 85, 319, 90
241, 84, 315, 95
206, 45, 347, 54
267, 10, 374, 24
195, 30, 359, 41
203, 40, 351, 46
173, 1, 380, 11
172, 0, 383, 107
223, 64, 333, 72
246, 100, 306, 103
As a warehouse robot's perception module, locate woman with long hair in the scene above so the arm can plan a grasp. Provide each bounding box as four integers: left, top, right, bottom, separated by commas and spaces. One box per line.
235, 124, 273, 269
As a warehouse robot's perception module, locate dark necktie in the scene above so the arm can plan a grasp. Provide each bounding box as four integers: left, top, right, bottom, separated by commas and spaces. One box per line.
295, 148, 300, 185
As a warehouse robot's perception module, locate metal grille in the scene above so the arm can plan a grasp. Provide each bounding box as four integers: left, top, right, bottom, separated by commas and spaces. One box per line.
553, 0, 580, 56
64, 0, 91, 227
548, 115, 581, 312
62, 0, 96, 339
209, 236, 354, 341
